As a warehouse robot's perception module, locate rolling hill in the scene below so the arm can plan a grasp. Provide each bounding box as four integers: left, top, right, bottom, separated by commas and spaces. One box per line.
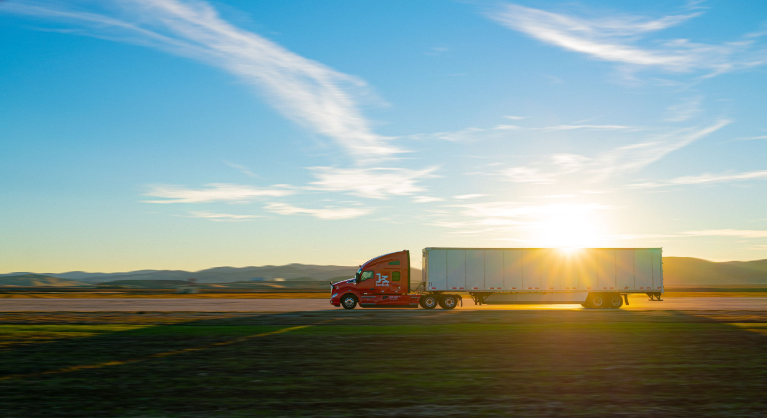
0, 274, 88, 287
663, 257, 767, 285
1, 264, 423, 285
2, 258, 765, 287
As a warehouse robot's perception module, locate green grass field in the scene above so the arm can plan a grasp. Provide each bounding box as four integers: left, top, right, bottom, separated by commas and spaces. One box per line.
0, 310, 765, 417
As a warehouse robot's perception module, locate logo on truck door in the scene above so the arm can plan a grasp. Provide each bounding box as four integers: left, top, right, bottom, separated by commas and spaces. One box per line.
375, 273, 389, 287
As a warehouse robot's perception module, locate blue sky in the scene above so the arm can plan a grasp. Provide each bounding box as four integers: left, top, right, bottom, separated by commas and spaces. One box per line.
1, 0, 767, 273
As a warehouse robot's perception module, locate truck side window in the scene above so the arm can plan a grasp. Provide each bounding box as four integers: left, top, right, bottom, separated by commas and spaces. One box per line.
360, 271, 374, 281
392, 272, 400, 281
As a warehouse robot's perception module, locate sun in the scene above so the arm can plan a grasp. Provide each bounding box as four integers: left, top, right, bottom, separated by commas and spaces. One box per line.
538, 214, 603, 248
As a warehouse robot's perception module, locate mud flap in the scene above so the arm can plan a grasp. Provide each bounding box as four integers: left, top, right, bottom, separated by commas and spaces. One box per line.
622, 294, 629, 306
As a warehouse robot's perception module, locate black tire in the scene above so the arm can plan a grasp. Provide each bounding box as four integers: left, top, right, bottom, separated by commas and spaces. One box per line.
587, 293, 606, 309
608, 294, 624, 309
340, 294, 357, 310
438, 295, 458, 310
420, 294, 438, 310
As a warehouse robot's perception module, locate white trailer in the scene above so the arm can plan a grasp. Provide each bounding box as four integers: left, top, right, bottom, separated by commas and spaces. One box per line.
421, 248, 663, 309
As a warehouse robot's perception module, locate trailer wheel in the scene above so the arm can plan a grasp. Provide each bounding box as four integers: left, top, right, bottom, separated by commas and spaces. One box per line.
340, 294, 357, 310
607, 294, 624, 309
439, 295, 458, 310
587, 293, 605, 309
420, 295, 438, 310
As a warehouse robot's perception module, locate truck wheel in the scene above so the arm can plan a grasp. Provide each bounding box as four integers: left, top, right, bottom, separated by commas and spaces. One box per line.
607, 294, 624, 309
340, 294, 357, 310
587, 293, 605, 309
420, 295, 438, 310
439, 295, 458, 310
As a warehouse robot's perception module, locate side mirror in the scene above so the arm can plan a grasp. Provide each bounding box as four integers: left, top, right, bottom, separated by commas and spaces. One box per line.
355, 272, 361, 283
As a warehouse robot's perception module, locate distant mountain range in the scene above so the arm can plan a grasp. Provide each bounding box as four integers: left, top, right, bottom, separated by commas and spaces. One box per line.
0, 264, 364, 284
663, 257, 767, 285
0, 257, 765, 287
0, 274, 89, 287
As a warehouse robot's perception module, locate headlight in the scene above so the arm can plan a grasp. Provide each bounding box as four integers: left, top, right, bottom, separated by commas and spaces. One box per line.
332, 293, 338, 298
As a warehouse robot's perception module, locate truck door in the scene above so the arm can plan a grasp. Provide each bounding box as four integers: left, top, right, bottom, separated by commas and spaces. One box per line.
359, 270, 376, 295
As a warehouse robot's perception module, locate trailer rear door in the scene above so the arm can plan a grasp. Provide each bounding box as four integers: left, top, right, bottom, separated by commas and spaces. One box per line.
634, 249, 653, 290
652, 249, 663, 291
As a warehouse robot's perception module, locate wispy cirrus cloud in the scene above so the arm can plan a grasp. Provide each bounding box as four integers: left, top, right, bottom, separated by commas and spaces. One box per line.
2, 0, 400, 159
308, 166, 438, 199
594, 119, 730, 175
735, 135, 767, 141
412, 123, 636, 142
185, 211, 261, 221
144, 183, 293, 204
412, 196, 445, 203
264, 202, 370, 220
684, 229, 767, 238
665, 96, 703, 122
455, 201, 608, 220
429, 201, 610, 240
630, 169, 767, 189
488, 4, 767, 76
501, 119, 730, 183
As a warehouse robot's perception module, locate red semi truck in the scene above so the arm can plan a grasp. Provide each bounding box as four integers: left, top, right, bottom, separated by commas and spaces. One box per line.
330, 248, 664, 310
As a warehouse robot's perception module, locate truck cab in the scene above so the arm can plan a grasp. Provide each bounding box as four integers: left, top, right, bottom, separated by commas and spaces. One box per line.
330, 250, 420, 309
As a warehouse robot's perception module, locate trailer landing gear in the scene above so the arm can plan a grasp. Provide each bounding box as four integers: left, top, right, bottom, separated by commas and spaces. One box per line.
469, 292, 491, 305
647, 292, 663, 301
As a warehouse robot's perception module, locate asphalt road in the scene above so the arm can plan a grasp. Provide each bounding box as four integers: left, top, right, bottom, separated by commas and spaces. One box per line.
0, 296, 765, 311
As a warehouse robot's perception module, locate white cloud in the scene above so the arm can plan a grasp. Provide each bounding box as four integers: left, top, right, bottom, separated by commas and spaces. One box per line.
665, 96, 702, 122
309, 166, 438, 199
4, 0, 400, 159
186, 211, 261, 221
493, 124, 521, 130
430, 201, 610, 238
501, 166, 556, 184
595, 119, 730, 176
502, 153, 590, 184
144, 183, 293, 203
534, 124, 634, 131
456, 202, 609, 220
735, 135, 767, 141
410, 127, 486, 142
412, 196, 445, 203
504, 115, 527, 120
415, 122, 639, 143
684, 229, 767, 238
453, 194, 486, 200
264, 202, 370, 220
223, 161, 260, 178
488, 4, 767, 76
500, 120, 729, 183
630, 169, 767, 188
